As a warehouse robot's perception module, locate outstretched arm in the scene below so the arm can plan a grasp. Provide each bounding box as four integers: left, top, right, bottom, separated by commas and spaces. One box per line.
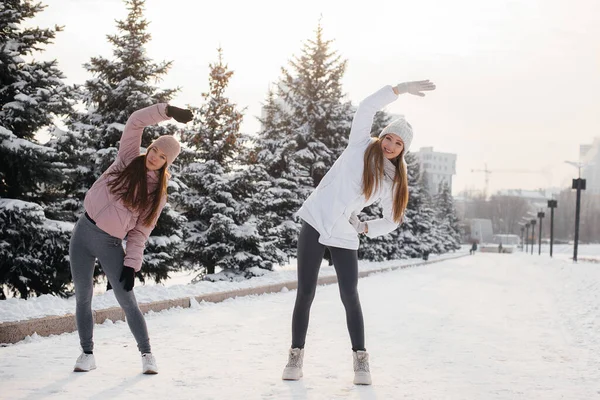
348, 80, 436, 147
348, 86, 397, 147
118, 104, 170, 166
118, 104, 193, 166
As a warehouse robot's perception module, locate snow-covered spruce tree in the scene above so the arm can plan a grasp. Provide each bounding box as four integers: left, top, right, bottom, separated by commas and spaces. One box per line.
0, 0, 76, 298
226, 163, 290, 276
434, 181, 462, 251
185, 47, 243, 168
175, 48, 285, 280
393, 153, 435, 259
43, 123, 96, 221
277, 22, 354, 189
417, 168, 445, 256
0, 199, 72, 299
248, 23, 353, 262
245, 89, 307, 258
176, 159, 281, 281
0, 0, 75, 202
52, 0, 185, 284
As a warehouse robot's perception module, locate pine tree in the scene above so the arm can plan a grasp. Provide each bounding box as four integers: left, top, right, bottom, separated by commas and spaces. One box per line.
0, 0, 75, 298
434, 182, 462, 251
186, 47, 243, 169
245, 90, 306, 257
175, 49, 286, 280
175, 159, 283, 280
43, 124, 96, 221
235, 164, 296, 261
51, 0, 184, 283
0, 199, 72, 299
395, 153, 437, 258
59, 0, 178, 203
246, 23, 353, 260
277, 22, 353, 187
0, 0, 75, 201
418, 168, 445, 256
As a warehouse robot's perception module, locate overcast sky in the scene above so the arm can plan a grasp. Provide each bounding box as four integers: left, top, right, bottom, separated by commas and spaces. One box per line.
28, 0, 600, 195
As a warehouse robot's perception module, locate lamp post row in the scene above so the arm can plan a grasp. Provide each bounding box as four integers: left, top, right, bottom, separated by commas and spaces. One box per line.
519, 189, 582, 262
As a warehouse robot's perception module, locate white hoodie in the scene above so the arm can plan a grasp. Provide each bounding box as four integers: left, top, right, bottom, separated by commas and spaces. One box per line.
296, 85, 402, 250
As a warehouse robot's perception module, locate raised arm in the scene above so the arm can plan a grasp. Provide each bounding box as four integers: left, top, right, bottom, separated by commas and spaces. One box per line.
348, 80, 436, 147
117, 104, 171, 166
348, 86, 398, 147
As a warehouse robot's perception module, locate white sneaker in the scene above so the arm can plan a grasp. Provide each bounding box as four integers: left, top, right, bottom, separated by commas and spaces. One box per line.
282, 348, 304, 380
73, 353, 96, 372
141, 353, 158, 374
353, 350, 372, 385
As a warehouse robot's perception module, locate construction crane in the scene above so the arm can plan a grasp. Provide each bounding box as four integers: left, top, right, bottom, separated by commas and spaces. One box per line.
471, 164, 551, 198
471, 164, 492, 198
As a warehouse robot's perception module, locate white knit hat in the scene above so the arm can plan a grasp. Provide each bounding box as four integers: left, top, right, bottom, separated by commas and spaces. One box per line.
379, 117, 413, 152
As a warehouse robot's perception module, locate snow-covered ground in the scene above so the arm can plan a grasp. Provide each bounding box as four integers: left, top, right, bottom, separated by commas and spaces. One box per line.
535, 243, 600, 261
0, 252, 465, 323
2, 251, 600, 399
3, 244, 599, 324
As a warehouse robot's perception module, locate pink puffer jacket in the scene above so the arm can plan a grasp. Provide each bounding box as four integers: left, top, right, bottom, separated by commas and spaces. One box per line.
83, 104, 170, 271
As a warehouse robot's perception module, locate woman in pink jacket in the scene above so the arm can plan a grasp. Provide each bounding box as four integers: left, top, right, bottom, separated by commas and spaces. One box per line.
69, 103, 192, 374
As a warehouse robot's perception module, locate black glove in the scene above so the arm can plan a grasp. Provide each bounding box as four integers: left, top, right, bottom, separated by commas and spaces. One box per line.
166, 105, 193, 124
119, 266, 135, 292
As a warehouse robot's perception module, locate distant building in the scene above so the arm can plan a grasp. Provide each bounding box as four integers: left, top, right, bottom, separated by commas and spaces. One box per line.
580, 137, 600, 194
413, 147, 457, 195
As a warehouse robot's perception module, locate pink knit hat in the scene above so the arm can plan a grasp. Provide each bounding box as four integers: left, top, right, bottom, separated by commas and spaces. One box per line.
149, 135, 181, 166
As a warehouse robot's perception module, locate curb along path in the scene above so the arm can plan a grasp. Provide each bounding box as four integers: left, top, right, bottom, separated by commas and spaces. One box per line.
0, 254, 466, 345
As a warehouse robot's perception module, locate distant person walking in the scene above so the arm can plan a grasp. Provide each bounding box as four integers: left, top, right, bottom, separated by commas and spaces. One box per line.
470, 241, 478, 255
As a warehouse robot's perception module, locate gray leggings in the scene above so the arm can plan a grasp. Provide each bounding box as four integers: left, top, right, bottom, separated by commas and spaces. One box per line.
291, 222, 365, 351
69, 213, 150, 354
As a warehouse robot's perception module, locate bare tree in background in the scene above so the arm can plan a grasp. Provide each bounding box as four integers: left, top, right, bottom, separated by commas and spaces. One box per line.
488, 195, 531, 235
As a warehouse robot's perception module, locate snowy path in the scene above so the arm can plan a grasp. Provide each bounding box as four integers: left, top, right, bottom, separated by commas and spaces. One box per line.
2, 253, 600, 399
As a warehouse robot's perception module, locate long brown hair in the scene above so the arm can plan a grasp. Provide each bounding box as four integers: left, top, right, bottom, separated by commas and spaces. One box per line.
106, 153, 169, 226
362, 138, 409, 223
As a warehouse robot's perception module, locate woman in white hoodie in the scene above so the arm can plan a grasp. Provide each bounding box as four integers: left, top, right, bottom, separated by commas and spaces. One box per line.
282, 80, 436, 385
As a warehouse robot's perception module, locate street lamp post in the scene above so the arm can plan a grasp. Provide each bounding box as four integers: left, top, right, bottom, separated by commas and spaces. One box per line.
572, 178, 586, 262
565, 160, 590, 263
547, 200, 558, 257
530, 219, 536, 255
525, 223, 530, 253
537, 211, 545, 255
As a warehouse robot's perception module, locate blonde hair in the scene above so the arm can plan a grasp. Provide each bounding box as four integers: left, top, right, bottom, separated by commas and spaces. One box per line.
362, 138, 409, 223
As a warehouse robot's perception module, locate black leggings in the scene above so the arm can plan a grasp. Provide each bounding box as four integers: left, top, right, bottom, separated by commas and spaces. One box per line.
291, 222, 365, 351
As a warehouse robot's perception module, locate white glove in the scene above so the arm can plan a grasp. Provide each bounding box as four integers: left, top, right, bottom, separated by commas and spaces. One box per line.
395, 80, 436, 97
349, 213, 367, 234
